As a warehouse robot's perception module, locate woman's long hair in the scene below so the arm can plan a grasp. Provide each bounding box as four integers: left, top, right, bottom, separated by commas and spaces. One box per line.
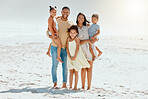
76, 12, 90, 26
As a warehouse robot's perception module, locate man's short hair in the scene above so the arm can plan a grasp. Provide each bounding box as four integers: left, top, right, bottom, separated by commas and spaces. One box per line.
62, 6, 70, 11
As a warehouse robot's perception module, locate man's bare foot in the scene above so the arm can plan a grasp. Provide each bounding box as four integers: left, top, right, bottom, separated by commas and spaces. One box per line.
62, 83, 67, 88
56, 57, 63, 63
46, 52, 51, 57
52, 83, 58, 89
98, 51, 102, 57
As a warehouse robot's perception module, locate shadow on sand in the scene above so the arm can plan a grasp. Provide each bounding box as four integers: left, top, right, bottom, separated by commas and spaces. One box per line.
0, 87, 83, 95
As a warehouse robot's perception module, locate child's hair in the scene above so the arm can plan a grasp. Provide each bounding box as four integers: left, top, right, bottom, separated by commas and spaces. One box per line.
49, 6, 57, 11
92, 14, 99, 19
68, 25, 79, 34
76, 12, 90, 26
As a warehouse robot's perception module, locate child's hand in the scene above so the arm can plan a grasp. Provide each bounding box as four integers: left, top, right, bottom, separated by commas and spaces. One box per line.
71, 57, 76, 60
91, 37, 94, 39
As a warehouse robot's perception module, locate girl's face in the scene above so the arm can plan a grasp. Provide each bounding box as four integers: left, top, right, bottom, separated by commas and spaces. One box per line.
70, 29, 78, 39
50, 9, 57, 17
78, 15, 84, 24
92, 17, 98, 24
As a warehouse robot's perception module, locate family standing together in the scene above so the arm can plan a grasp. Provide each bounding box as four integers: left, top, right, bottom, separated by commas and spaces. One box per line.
46, 6, 102, 90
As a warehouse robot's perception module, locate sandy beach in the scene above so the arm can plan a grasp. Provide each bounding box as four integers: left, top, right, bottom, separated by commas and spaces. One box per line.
0, 35, 148, 99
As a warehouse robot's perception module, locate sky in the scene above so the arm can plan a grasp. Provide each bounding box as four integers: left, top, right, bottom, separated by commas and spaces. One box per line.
0, 0, 148, 36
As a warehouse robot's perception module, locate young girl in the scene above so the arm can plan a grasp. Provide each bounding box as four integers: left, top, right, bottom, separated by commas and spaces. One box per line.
46, 6, 63, 63
66, 25, 90, 90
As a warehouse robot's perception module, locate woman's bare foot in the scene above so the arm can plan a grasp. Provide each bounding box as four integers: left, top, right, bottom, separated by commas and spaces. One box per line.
56, 57, 63, 63
98, 51, 102, 57
82, 86, 85, 90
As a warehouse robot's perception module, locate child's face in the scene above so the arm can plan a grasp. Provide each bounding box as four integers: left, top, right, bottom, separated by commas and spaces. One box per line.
50, 9, 57, 17
92, 17, 98, 24
70, 29, 78, 39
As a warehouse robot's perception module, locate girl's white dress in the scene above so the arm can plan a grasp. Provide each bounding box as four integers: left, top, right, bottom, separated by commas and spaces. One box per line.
67, 39, 90, 71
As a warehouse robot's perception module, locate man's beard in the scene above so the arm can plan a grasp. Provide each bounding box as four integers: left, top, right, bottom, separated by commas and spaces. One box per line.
62, 15, 68, 19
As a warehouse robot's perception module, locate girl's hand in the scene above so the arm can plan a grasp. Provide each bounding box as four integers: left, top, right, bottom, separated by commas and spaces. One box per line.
71, 57, 76, 60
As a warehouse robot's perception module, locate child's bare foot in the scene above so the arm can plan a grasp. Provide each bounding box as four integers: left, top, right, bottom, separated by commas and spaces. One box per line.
56, 57, 63, 63
62, 83, 67, 88
73, 87, 77, 90
98, 51, 102, 57
92, 55, 96, 61
87, 87, 90, 90
46, 52, 51, 57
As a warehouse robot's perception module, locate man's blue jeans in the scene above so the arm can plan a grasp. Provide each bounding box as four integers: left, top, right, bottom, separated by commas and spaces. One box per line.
50, 45, 68, 83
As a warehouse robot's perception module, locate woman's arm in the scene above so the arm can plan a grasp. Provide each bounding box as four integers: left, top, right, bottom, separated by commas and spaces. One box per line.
80, 39, 94, 44
66, 38, 71, 58
71, 37, 80, 60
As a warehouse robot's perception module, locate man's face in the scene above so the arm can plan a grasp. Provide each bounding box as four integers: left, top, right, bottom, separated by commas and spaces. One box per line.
61, 9, 70, 19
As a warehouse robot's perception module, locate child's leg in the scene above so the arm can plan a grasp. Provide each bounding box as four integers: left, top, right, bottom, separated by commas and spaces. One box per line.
53, 37, 63, 63
95, 46, 102, 57
81, 68, 86, 89
69, 69, 74, 89
89, 43, 96, 61
46, 43, 51, 57
73, 70, 78, 90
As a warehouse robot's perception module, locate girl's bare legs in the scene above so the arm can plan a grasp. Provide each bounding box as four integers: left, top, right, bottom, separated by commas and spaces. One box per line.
95, 46, 102, 57
73, 70, 78, 90
69, 69, 74, 89
81, 68, 86, 90
89, 43, 96, 61
46, 43, 52, 57
52, 36, 63, 63
87, 61, 93, 90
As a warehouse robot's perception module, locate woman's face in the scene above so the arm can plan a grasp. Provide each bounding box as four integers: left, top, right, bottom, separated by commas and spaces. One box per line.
50, 9, 57, 17
78, 15, 84, 24
70, 29, 78, 39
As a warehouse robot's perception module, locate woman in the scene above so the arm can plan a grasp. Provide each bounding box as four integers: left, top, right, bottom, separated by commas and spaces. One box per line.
76, 12, 94, 90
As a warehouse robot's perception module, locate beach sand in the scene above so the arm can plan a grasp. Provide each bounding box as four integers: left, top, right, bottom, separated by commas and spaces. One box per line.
0, 35, 148, 99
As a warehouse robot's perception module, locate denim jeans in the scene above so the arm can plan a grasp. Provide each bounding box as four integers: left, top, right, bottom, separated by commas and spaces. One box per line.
50, 45, 68, 83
